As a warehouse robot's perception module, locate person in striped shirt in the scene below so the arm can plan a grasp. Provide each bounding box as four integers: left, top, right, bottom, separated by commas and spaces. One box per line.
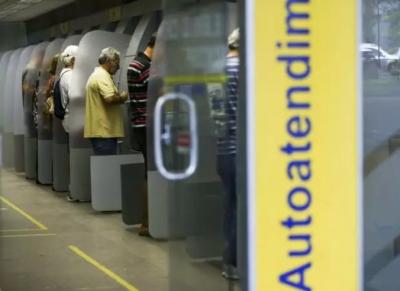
127, 35, 156, 237
211, 28, 240, 280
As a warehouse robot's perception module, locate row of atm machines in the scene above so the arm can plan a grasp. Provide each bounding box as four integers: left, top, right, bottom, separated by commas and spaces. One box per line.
0, 2, 240, 290
0, 13, 161, 195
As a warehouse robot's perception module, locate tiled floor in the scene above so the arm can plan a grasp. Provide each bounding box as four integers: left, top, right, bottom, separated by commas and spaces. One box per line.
0, 169, 240, 291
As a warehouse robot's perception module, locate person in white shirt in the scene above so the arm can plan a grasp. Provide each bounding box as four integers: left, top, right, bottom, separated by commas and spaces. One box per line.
60, 45, 78, 133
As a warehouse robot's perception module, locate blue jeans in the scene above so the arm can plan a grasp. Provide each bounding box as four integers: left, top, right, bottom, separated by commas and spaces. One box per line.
90, 138, 117, 156
217, 154, 237, 267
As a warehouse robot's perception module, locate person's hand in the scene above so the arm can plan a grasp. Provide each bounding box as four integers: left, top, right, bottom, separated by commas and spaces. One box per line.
120, 91, 128, 102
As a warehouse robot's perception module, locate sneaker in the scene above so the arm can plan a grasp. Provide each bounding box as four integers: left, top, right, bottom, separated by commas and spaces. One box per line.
66, 195, 78, 202
138, 225, 150, 237
222, 265, 240, 281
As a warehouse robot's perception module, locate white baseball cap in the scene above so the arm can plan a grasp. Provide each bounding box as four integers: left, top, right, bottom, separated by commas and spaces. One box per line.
228, 28, 240, 49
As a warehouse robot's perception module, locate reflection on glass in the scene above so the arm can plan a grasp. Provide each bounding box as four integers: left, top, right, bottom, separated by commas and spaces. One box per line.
363, 0, 400, 290
159, 99, 191, 173
148, 1, 241, 290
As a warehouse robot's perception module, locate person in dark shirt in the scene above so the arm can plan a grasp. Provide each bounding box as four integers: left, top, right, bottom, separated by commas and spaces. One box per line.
212, 28, 240, 280
127, 35, 156, 236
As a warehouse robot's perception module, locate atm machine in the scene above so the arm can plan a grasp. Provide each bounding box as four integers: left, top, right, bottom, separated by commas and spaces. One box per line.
67, 10, 162, 204
117, 12, 161, 223
36, 38, 65, 184
52, 35, 82, 192
13, 45, 35, 173
68, 30, 131, 201
23, 42, 49, 180
0, 52, 12, 165
3, 48, 23, 168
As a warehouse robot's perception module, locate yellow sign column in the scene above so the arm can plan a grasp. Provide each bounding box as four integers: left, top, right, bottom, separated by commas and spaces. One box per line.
247, 0, 361, 290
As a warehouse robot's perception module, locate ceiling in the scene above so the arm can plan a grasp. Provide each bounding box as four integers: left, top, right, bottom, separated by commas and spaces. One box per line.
0, 0, 76, 22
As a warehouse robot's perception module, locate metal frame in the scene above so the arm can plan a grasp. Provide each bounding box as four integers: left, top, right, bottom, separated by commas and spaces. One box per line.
154, 92, 199, 181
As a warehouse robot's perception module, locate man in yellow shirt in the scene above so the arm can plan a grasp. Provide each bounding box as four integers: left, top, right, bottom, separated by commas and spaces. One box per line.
84, 47, 128, 155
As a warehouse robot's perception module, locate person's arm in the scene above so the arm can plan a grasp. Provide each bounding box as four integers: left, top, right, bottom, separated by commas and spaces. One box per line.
103, 91, 128, 104
98, 78, 128, 104
61, 72, 71, 109
46, 75, 55, 97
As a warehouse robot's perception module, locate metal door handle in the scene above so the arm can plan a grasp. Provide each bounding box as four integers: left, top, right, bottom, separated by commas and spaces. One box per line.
154, 93, 198, 180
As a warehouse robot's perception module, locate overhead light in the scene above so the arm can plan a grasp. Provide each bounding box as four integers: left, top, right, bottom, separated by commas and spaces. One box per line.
18, 0, 43, 4
13, 3, 30, 9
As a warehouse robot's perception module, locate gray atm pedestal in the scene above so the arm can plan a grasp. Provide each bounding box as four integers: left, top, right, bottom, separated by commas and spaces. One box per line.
121, 162, 146, 225
91, 154, 144, 212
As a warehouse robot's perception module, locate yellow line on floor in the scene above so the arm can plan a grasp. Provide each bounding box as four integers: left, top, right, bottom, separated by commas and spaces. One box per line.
68, 245, 139, 291
0, 228, 46, 233
0, 233, 56, 238
0, 196, 48, 230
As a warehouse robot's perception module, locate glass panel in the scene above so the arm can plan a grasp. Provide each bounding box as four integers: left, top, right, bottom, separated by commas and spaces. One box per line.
148, 1, 241, 290
363, 0, 400, 289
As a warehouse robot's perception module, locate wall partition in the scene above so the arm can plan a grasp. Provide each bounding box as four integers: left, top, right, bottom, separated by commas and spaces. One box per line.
0, 52, 12, 166
52, 35, 82, 192
13, 45, 35, 172
36, 38, 64, 184
3, 48, 23, 168
0, 52, 12, 136
23, 42, 49, 180
120, 12, 161, 152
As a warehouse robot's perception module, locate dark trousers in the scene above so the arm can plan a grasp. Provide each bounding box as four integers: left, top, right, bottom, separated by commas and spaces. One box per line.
217, 154, 237, 267
132, 127, 147, 172
133, 127, 148, 226
90, 138, 117, 156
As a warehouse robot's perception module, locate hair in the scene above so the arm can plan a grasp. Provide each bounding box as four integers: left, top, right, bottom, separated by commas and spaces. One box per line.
61, 45, 78, 67
63, 55, 74, 66
98, 47, 120, 65
48, 54, 60, 75
147, 35, 157, 49
228, 44, 238, 51
62, 45, 78, 67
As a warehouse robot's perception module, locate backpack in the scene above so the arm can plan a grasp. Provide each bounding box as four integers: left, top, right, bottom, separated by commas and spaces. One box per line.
54, 70, 70, 120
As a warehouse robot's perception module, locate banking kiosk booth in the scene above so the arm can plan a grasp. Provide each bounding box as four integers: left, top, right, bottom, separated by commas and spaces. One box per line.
4, 0, 400, 290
